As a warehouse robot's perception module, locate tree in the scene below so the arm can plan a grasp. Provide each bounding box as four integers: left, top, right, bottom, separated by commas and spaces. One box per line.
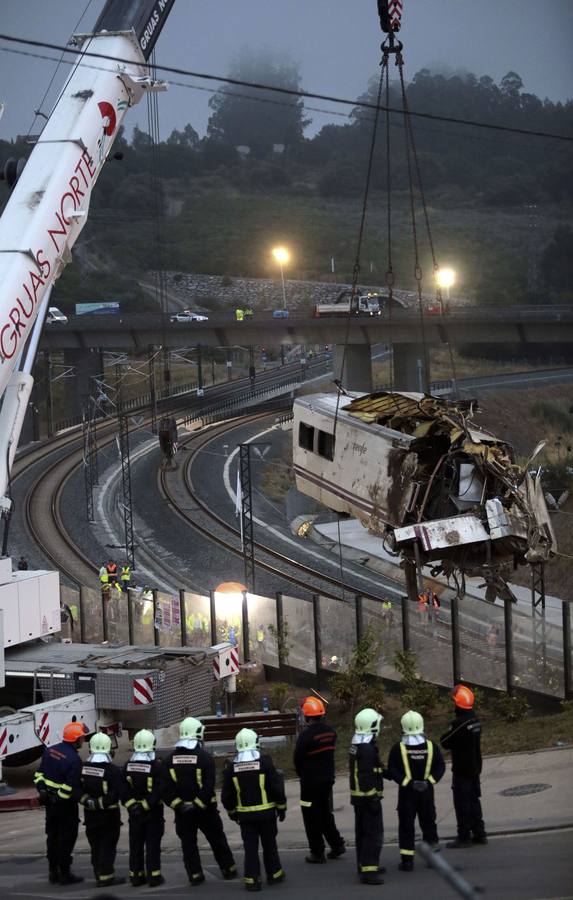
540, 225, 573, 292
207, 50, 309, 157
166, 124, 199, 148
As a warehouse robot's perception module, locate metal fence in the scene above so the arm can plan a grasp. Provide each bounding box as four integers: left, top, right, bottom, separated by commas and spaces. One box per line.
59, 583, 572, 701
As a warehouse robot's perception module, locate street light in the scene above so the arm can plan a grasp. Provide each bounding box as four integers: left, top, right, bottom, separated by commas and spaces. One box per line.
272, 246, 290, 310
436, 267, 456, 302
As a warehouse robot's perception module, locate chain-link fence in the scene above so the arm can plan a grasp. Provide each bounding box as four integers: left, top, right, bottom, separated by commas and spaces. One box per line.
57, 581, 571, 700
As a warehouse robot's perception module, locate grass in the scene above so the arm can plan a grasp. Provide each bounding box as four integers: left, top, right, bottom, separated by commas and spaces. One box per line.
224, 680, 573, 781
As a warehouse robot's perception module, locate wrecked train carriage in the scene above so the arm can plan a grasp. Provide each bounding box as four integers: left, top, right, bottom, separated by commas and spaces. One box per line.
293, 392, 555, 586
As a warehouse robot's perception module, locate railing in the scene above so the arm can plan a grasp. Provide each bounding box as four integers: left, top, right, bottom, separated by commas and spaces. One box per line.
59, 582, 572, 701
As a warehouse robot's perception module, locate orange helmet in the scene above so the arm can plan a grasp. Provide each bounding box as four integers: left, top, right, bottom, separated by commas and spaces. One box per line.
301, 696, 325, 717
63, 722, 88, 743
453, 685, 475, 710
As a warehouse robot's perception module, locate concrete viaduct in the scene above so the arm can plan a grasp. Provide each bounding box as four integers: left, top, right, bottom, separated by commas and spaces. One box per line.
38, 306, 573, 417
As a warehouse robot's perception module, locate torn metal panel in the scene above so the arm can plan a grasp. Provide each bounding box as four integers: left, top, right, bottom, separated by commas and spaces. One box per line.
293, 390, 557, 601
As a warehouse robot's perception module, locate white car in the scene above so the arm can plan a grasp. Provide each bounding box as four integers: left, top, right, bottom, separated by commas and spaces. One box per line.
46, 306, 68, 324
170, 311, 209, 323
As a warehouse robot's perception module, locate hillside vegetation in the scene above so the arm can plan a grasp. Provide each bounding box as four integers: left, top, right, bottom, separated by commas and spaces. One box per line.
0, 65, 571, 312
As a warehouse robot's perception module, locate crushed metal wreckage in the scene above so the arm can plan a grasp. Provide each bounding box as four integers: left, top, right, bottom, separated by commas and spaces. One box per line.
344, 392, 556, 598
292, 390, 556, 602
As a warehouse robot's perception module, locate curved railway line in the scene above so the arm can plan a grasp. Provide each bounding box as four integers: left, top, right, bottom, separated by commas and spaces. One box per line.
159, 416, 404, 603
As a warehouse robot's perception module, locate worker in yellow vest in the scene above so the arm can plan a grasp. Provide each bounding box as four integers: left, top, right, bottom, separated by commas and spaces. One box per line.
120, 564, 131, 592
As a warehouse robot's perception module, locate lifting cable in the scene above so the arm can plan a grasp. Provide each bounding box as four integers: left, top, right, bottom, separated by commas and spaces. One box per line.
331, 56, 385, 440
146, 49, 171, 394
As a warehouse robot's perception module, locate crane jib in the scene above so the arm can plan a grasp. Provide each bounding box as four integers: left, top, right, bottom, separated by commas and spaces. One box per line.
94, 0, 177, 60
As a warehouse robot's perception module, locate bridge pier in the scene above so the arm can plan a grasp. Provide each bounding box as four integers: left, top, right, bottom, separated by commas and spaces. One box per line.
393, 343, 430, 392
63, 348, 104, 424
333, 344, 373, 393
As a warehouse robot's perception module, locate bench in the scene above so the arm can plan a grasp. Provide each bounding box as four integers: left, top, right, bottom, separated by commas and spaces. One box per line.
202, 711, 298, 745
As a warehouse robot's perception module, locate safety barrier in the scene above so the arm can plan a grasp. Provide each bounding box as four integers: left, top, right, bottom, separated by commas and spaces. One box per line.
59, 582, 572, 701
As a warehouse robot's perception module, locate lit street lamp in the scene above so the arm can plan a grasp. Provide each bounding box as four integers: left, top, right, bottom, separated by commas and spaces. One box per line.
436, 267, 456, 303
272, 246, 290, 310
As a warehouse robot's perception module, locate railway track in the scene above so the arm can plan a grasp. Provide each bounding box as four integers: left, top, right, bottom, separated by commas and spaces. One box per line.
11, 361, 330, 589
159, 415, 405, 604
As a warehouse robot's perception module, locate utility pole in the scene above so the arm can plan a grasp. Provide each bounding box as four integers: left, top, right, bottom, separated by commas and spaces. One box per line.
115, 365, 135, 569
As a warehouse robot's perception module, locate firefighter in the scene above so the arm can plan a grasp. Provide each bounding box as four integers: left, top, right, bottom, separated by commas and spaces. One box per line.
33, 721, 87, 885
106, 559, 118, 585
162, 716, 237, 886
385, 710, 445, 872
79, 732, 124, 887
221, 728, 286, 892
121, 729, 164, 887
440, 684, 487, 848
349, 708, 385, 885
120, 563, 131, 591
294, 696, 345, 863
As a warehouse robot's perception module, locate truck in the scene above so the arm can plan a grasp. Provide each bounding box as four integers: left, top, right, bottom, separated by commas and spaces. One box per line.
0, 0, 232, 774
314, 290, 399, 317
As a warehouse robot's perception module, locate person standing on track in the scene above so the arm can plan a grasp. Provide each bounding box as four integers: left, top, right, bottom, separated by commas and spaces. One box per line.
349, 708, 385, 885
440, 684, 487, 848
33, 721, 87, 886
121, 729, 165, 887
162, 717, 237, 886
294, 696, 346, 864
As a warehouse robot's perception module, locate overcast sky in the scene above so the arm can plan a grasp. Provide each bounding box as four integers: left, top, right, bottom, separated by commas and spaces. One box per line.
0, 0, 572, 142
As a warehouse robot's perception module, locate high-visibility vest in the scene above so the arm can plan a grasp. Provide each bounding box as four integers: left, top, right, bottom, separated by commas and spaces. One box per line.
99, 568, 109, 584
120, 566, 131, 582
235, 309, 244, 321
399, 740, 436, 787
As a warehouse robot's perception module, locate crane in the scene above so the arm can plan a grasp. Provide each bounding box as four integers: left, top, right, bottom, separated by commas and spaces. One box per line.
0, 0, 175, 523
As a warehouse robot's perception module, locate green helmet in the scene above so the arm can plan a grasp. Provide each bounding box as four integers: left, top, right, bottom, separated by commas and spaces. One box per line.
401, 710, 424, 736
235, 727, 259, 752
354, 708, 383, 736
133, 729, 155, 753
89, 732, 112, 754
179, 716, 205, 741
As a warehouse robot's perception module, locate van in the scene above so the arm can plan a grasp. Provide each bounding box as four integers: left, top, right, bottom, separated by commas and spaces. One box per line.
46, 307, 68, 324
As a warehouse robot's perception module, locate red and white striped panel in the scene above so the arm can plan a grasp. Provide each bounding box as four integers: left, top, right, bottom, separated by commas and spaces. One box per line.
133, 676, 154, 706
230, 647, 239, 672
38, 711, 50, 744
0, 727, 8, 758
388, 0, 403, 30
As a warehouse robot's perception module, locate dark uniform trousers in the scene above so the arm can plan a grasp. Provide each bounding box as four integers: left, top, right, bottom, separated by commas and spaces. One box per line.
176, 807, 235, 882
354, 800, 383, 874
397, 784, 438, 854
129, 807, 164, 880
241, 813, 281, 884
85, 809, 121, 882
300, 784, 344, 857
452, 775, 486, 841
45, 800, 79, 873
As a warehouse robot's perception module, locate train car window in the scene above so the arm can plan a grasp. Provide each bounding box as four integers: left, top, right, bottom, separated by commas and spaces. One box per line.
299, 422, 315, 451
317, 430, 335, 460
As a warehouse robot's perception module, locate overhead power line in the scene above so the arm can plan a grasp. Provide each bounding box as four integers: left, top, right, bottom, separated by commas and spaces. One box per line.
0, 32, 572, 144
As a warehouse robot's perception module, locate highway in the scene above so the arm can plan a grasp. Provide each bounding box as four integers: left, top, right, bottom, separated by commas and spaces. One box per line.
39, 305, 573, 350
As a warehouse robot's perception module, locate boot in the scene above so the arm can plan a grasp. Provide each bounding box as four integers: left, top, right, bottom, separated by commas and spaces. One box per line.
48, 868, 59, 884
130, 874, 147, 886
360, 872, 384, 885
58, 870, 84, 885
305, 853, 326, 864
245, 880, 262, 893
267, 870, 286, 885
471, 834, 488, 845
399, 857, 414, 872
189, 872, 205, 887
96, 876, 126, 888
327, 844, 346, 859
222, 866, 238, 880
446, 838, 473, 849
148, 874, 164, 887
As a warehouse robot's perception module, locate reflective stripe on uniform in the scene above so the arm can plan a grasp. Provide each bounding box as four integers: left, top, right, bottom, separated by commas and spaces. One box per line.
399, 740, 434, 786
232, 775, 275, 813
401, 849, 415, 856
350, 759, 381, 798
299, 800, 312, 807
360, 866, 379, 872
